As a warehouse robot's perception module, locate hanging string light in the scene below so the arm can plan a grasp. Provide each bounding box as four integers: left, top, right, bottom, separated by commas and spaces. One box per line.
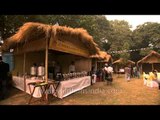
108, 46, 160, 54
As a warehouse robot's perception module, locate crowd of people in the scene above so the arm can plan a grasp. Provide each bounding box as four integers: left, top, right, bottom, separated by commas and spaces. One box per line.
92, 64, 142, 84
92, 63, 114, 85
124, 65, 141, 82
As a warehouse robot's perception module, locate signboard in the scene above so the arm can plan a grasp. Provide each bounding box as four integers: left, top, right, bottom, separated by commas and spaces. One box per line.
49, 37, 90, 57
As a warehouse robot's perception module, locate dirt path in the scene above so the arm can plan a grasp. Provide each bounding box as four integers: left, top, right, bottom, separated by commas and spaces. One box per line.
1, 75, 160, 105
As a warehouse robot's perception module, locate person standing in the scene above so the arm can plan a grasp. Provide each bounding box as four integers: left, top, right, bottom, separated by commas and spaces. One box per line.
69, 61, 75, 73
133, 65, 137, 78
91, 66, 97, 84
0, 56, 10, 99
107, 64, 113, 84
124, 66, 131, 82
103, 63, 110, 84
54, 62, 61, 75
54, 62, 62, 81
151, 69, 160, 89
137, 66, 141, 79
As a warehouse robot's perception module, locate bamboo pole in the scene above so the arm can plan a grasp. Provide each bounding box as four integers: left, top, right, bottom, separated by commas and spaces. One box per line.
152, 63, 154, 71
23, 53, 26, 92
45, 38, 48, 83
45, 27, 52, 83
45, 27, 52, 103
45, 37, 49, 103
95, 59, 97, 71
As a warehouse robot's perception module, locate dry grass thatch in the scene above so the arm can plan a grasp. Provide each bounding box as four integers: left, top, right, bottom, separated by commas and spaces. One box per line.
113, 58, 135, 65
137, 50, 160, 64
2, 22, 50, 51
2, 22, 99, 55
90, 51, 111, 62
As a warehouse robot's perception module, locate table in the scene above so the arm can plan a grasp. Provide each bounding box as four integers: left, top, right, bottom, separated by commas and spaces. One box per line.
12, 76, 91, 99
56, 76, 91, 99
12, 76, 49, 98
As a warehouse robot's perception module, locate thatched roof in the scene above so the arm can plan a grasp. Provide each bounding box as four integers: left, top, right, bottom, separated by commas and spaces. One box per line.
2, 22, 99, 55
90, 51, 111, 62
137, 50, 160, 64
113, 58, 135, 65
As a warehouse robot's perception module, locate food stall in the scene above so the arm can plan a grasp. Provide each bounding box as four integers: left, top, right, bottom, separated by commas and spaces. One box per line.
90, 51, 112, 82
113, 58, 135, 74
2, 22, 100, 99
137, 50, 160, 74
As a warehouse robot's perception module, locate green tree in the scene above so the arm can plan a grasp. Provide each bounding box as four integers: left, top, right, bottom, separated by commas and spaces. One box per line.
47, 15, 111, 49
106, 19, 133, 60
132, 22, 160, 57
0, 15, 50, 40
0, 15, 111, 51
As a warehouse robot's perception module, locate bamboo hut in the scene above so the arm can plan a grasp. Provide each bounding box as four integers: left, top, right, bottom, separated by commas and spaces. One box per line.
90, 51, 112, 71
1, 22, 100, 94
113, 58, 135, 73
137, 50, 160, 73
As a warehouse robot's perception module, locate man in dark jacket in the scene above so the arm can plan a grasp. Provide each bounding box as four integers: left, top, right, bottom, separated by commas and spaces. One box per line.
0, 56, 10, 99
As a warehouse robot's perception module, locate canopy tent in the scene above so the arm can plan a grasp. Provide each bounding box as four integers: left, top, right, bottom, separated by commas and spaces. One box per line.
137, 50, 160, 73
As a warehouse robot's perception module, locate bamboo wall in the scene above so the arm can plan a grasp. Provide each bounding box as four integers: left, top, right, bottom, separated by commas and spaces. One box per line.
54, 54, 91, 73
12, 50, 92, 76
12, 51, 45, 76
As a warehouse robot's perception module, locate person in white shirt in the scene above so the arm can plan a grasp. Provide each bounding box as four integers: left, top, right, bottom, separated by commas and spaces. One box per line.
69, 61, 75, 73
54, 62, 61, 75
104, 63, 113, 85
107, 65, 113, 73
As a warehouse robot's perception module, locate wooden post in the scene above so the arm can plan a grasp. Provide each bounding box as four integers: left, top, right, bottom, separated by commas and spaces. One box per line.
45, 38, 48, 83
45, 42, 49, 103
95, 59, 97, 71
23, 53, 26, 92
45, 27, 52, 83
45, 27, 52, 103
152, 63, 154, 71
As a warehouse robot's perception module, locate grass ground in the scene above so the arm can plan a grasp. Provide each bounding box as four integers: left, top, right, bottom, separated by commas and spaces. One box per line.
1, 74, 160, 105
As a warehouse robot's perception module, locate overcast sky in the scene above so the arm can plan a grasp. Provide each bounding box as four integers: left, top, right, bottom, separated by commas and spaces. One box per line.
105, 15, 160, 30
